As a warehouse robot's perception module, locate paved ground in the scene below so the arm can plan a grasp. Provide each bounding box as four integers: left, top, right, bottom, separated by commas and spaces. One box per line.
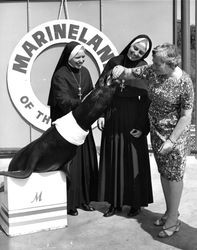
0, 155, 197, 250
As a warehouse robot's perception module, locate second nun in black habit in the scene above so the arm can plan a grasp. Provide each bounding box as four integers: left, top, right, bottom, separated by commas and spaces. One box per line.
97, 35, 153, 217
48, 41, 98, 216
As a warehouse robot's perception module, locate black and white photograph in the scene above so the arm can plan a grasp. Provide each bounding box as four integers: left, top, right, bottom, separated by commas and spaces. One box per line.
0, 0, 197, 249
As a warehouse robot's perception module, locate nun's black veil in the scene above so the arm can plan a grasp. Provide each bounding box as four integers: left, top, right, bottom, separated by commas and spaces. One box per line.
53, 41, 81, 74
47, 41, 82, 106
120, 34, 152, 68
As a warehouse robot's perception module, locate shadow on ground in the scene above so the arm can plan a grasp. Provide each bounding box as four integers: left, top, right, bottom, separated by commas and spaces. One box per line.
137, 209, 197, 250
93, 202, 197, 250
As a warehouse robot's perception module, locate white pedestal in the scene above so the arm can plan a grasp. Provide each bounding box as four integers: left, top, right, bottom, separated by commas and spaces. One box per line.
0, 171, 67, 236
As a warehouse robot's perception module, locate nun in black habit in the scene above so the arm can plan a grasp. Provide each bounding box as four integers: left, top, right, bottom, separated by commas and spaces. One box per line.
0, 43, 121, 214
97, 35, 154, 217
47, 41, 98, 215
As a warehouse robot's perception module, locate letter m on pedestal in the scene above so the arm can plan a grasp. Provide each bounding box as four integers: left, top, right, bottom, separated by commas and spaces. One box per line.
31, 191, 42, 203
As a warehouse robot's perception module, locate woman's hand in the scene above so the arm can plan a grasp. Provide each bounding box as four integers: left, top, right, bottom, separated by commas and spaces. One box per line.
112, 65, 125, 79
158, 139, 174, 155
97, 117, 105, 131
130, 129, 142, 138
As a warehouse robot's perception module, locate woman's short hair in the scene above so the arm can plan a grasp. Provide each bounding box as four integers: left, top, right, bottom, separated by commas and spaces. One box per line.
152, 43, 181, 69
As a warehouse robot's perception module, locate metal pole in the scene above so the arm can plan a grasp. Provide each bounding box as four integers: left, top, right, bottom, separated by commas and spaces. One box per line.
173, 0, 177, 46
27, 0, 32, 142
99, 0, 103, 32
181, 0, 190, 74
195, 0, 197, 152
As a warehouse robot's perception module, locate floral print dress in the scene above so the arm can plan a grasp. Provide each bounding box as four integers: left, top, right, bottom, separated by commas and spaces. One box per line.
132, 65, 194, 181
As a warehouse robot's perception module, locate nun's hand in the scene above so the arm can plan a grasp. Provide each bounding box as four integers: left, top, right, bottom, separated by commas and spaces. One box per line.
112, 65, 125, 79
97, 117, 105, 131
130, 129, 142, 138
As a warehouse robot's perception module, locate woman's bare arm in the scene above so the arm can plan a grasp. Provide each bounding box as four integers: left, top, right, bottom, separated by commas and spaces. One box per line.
169, 108, 193, 143
112, 65, 136, 80
159, 108, 193, 155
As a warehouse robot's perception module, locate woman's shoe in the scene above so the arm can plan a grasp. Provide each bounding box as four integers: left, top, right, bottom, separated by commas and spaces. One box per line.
127, 207, 141, 217
116, 206, 122, 212
154, 212, 180, 226
158, 221, 181, 238
154, 216, 167, 226
103, 205, 116, 217
67, 209, 78, 216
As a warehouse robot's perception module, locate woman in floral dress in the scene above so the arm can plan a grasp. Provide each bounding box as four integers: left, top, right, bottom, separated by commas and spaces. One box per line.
112, 43, 194, 238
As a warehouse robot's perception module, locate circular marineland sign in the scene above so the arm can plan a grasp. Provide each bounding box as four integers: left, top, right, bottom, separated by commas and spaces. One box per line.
7, 19, 118, 131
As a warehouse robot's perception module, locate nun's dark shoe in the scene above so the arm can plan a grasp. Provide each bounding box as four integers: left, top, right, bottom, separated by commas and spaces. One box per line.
68, 209, 78, 216
103, 205, 116, 217
116, 206, 122, 212
127, 207, 141, 217
81, 203, 95, 211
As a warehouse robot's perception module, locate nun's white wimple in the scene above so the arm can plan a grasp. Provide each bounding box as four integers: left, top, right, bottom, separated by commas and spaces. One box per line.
68, 45, 84, 61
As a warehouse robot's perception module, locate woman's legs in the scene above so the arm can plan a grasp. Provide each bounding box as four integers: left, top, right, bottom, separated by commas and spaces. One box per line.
160, 175, 183, 227
160, 175, 170, 216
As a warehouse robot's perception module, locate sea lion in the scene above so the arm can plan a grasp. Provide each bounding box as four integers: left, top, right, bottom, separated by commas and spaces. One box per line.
0, 75, 120, 179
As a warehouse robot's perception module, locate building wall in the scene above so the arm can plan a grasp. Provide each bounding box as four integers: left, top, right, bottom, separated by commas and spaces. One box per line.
0, 0, 173, 149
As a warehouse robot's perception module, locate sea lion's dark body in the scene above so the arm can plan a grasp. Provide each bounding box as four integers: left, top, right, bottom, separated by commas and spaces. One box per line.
6, 126, 77, 178
0, 77, 118, 179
